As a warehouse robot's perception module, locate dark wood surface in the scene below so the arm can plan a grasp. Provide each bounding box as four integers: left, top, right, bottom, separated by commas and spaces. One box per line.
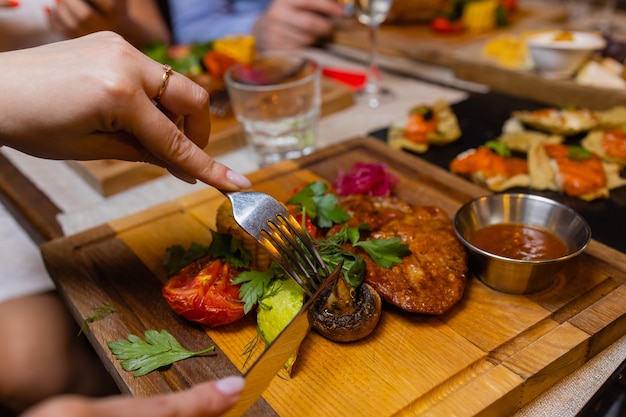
42, 223, 276, 415
0, 152, 63, 244
41, 137, 626, 417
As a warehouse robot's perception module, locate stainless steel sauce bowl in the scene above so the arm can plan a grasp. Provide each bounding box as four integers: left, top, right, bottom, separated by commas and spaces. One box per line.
454, 193, 592, 294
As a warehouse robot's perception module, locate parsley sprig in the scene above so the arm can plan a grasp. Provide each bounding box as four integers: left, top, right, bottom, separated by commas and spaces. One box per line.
286, 181, 351, 228
107, 330, 215, 377
232, 266, 279, 314
164, 231, 252, 276
319, 224, 411, 287
233, 224, 411, 306
235, 182, 411, 306
78, 304, 116, 337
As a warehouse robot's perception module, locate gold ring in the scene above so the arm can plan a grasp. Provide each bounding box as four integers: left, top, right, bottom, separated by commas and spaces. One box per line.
155, 64, 173, 102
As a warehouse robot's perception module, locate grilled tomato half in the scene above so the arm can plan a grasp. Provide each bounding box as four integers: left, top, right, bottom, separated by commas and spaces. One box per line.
162, 256, 245, 327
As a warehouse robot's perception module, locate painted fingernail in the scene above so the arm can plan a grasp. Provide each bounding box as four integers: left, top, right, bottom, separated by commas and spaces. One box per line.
215, 376, 245, 396
226, 170, 251, 189
9, 0, 20, 7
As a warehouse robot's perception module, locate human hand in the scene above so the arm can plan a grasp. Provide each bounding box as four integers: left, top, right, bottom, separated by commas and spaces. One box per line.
253, 0, 345, 50
45, 0, 170, 48
46, 0, 131, 40
0, 32, 250, 191
20, 376, 245, 417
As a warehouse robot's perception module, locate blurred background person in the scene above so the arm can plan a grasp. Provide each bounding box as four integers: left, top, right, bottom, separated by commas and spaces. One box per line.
0, 0, 170, 52
168, 0, 345, 50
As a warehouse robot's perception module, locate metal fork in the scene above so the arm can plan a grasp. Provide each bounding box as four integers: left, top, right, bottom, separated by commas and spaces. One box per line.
225, 191, 343, 417
225, 191, 330, 295
223, 191, 338, 417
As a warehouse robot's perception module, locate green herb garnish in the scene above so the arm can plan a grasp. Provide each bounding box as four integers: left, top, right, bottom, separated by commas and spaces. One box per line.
409, 106, 434, 120
286, 181, 351, 228
163, 242, 209, 276
354, 238, 411, 268
320, 224, 411, 286
142, 40, 213, 75
485, 140, 512, 157
232, 266, 279, 314
567, 146, 592, 161
107, 330, 215, 377
78, 304, 116, 337
164, 231, 252, 276
233, 223, 410, 306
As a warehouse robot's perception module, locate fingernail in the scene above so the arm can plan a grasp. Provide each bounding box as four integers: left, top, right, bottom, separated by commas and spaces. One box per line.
226, 170, 251, 189
9, 0, 21, 7
215, 376, 245, 396
43, 5, 50, 14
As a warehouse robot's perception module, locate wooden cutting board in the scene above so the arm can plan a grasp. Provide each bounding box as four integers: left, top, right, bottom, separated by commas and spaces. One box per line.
66, 77, 355, 196
332, 1, 566, 68
452, 53, 626, 110
42, 137, 626, 417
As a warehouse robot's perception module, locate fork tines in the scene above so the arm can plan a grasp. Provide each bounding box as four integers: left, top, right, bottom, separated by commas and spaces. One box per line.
260, 213, 329, 296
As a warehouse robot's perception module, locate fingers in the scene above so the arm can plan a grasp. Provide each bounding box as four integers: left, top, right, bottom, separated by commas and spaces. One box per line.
256, 0, 342, 50
154, 69, 212, 150
129, 67, 251, 191
47, 0, 118, 37
21, 377, 245, 417
48, 0, 97, 37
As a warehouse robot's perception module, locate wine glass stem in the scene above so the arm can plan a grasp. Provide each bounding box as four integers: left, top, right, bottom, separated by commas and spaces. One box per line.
597, 0, 617, 35
365, 23, 382, 95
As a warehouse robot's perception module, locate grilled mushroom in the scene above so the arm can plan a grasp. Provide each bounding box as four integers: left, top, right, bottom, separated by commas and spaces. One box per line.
308, 272, 382, 342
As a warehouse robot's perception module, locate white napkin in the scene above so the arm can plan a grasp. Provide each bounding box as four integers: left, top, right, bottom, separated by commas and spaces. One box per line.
0, 205, 54, 303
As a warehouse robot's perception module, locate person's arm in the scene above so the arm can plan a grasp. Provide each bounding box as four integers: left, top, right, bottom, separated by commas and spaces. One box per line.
0, 31, 250, 191
20, 376, 244, 417
47, 0, 171, 48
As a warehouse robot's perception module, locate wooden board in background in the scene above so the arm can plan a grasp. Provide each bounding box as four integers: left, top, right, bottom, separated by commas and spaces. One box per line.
67, 77, 355, 196
42, 137, 626, 417
331, 1, 566, 68
334, 1, 626, 111
452, 54, 626, 110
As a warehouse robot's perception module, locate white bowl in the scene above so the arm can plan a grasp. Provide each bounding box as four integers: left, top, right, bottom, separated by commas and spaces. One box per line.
526, 30, 606, 79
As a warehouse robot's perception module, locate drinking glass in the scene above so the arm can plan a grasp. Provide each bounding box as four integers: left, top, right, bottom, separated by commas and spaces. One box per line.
224, 53, 321, 167
354, 0, 394, 108
564, 0, 618, 35
593, 0, 618, 35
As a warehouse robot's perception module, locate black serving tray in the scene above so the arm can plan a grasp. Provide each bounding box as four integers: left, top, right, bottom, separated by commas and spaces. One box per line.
370, 91, 626, 254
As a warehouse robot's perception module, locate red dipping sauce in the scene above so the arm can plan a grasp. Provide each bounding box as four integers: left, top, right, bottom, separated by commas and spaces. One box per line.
469, 223, 568, 261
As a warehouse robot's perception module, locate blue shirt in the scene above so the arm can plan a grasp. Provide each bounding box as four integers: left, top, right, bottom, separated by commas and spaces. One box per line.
169, 0, 272, 44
